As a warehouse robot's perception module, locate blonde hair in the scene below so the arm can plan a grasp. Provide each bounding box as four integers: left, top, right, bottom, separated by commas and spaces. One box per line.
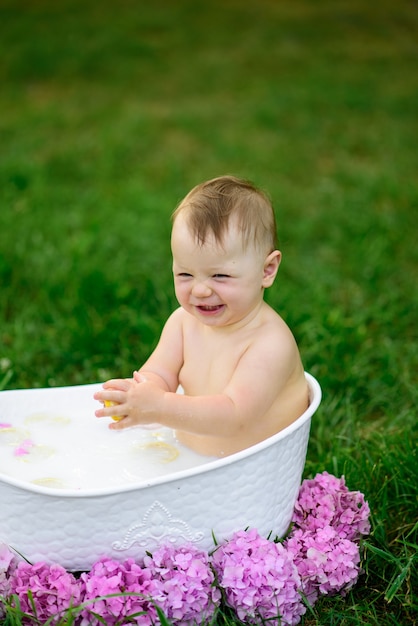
172, 175, 278, 251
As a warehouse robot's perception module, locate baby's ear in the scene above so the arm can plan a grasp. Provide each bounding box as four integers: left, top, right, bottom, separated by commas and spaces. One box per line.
262, 250, 281, 287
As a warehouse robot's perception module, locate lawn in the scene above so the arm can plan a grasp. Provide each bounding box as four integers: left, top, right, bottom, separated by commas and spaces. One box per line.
0, 0, 417, 623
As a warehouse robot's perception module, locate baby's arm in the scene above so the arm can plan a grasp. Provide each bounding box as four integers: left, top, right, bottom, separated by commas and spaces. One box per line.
136, 308, 185, 392
94, 308, 184, 422
97, 330, 300, 437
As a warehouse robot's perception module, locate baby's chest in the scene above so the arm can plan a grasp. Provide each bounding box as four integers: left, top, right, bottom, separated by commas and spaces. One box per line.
180, 336, 242, 393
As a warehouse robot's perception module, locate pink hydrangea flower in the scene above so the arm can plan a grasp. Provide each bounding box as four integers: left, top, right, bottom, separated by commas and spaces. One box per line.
144, 543, 221, 624
211, 528, 305, 626
292, 471, 371, 540
0, 543, 19, 618
79, 557, 159, 625
286, 525, 361, 604
9, 560, 81, 624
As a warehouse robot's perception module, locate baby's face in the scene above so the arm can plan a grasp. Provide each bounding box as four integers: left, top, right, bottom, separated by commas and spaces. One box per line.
171, 214, 271, 328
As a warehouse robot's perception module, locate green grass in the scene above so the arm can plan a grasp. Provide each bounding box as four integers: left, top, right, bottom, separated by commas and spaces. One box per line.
0, 0, 417, 623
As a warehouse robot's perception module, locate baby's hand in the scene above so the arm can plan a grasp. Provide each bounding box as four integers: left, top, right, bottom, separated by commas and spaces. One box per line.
130, 371, 161, 429
94, 376, 165, 430
94, 378, 132, 422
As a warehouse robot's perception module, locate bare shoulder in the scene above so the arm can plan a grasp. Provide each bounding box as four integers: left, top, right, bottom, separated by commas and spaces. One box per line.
255, 304, 307, 407
161, 306, 188, 336
259, 304, 300, 351
250, 304, 304, 379
166, 306, 187, 325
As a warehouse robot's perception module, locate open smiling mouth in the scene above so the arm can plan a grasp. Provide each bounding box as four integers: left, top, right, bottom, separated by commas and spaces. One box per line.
196, 305, 224, 313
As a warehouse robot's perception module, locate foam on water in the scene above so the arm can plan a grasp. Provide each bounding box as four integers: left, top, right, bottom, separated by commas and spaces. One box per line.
0, 406, 214, 490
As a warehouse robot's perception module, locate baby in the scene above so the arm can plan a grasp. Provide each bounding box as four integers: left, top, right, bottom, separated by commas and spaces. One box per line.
94, 175, 308, 457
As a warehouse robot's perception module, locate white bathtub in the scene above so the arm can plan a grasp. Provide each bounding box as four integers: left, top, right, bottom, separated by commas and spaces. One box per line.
0, 373, 321, 571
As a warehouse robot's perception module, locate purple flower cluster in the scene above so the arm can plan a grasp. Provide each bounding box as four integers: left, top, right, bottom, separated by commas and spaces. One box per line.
79, 557, 159, 625
0, 543, 18, 618
286, 527, 361, 604
212, 528, 305, 625
9, 561, 81, 624
284, 471, 370, 604
144, 543, 220, 624
292, 471, 371, 540
0, 472, 370, 626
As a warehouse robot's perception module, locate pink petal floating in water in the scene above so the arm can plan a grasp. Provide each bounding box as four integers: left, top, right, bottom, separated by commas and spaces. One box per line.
14, 439, 34, 456
14, 447, 28, 456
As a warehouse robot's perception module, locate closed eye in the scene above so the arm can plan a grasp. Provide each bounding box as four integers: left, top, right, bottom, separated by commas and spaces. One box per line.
177, 272, 192, 278
213, 274, 230, 279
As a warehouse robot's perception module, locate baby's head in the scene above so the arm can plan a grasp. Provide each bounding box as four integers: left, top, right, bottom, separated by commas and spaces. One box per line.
171, 175, 278, 254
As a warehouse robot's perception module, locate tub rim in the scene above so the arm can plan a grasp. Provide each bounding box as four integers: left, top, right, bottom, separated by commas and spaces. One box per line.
0, 372, 321, 498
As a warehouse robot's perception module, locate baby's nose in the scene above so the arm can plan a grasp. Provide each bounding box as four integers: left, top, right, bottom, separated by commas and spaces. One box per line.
191, 280, 212, 297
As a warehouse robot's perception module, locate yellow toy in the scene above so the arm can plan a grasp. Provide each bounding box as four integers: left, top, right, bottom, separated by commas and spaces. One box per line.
104, 400, 122, 421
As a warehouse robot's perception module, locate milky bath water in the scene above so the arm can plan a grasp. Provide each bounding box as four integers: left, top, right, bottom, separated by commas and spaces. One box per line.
0, 383, 213, 491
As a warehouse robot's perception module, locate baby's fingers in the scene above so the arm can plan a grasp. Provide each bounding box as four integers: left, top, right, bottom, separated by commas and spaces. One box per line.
94, 389, 125, 404
102, 378, 131, 391
109, 416, 135, 430
94, 390, 127, 421
103, 400, 124, 421
94, 402, 124, 420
